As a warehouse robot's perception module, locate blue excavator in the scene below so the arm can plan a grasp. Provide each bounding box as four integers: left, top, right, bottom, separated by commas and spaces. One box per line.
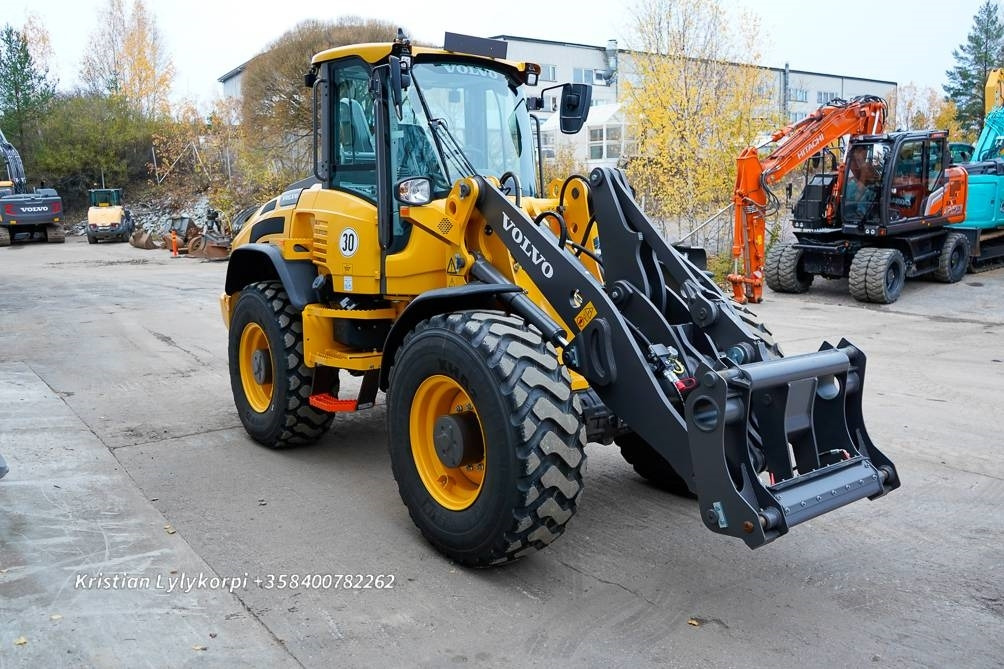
953, 68, 1004, 270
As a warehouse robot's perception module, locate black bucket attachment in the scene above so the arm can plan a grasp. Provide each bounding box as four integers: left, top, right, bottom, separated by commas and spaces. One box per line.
684, 339, 899, 548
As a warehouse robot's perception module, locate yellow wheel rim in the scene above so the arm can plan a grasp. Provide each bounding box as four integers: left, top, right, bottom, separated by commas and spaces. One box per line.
410, 375, 486, 510
238, 322, 273, 413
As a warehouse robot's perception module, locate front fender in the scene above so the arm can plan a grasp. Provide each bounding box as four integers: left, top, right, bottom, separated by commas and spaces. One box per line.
224, 244, 317, 310
378, 283, 523, 390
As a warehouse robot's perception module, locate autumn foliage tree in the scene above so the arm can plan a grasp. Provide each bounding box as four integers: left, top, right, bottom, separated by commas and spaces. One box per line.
80, 0, 175, 119
621, 0, 781, 239
891, 83, 968, 140
239, 17, 400, 180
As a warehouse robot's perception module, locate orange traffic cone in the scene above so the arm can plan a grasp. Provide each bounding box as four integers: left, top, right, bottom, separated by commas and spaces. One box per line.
171, 230, 179, 258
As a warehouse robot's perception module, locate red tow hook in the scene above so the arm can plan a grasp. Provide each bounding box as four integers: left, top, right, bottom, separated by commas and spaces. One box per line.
674, 377, 698, 393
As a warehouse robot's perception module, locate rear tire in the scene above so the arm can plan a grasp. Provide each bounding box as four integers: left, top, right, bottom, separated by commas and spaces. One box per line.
0, 228, 9, 246
616, 433, 694, 497
934, 232, 969, 283
87, 235, 97, 245
765, 242, 813, 293
228, 281, 333, 448
387, 312, 586, 566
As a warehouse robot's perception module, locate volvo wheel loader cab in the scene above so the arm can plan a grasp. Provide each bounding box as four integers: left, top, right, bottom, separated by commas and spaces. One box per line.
222, 32, 899, 566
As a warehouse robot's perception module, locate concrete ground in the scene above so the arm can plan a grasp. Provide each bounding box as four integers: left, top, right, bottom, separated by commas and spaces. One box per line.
1, 236, 1002, 668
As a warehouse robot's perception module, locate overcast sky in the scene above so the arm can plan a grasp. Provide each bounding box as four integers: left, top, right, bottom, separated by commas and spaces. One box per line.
8, 0, 988, 105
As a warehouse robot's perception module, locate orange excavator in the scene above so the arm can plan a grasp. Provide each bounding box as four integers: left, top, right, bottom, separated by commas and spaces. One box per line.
728, 96, 886, 303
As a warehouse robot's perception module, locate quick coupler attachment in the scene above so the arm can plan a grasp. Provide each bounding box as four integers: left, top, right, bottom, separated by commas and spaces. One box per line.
684, 339, 899, 548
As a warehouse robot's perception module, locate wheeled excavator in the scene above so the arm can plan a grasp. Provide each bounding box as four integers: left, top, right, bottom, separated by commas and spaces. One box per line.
734, 97, 969, 304
729, 96, 886, 303
221, 32, 899, 566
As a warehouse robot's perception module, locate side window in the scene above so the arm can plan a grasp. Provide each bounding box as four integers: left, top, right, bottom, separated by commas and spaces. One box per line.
331, 61, 376, 201
891, 140, 925, 219
927, 139, 945, 191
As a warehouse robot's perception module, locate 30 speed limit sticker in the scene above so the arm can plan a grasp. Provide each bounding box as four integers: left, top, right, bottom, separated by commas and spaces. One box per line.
339, 228, 358, 257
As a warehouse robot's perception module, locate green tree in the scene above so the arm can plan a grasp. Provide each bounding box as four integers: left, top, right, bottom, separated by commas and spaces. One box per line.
0, 23, 57, 156
944, 0, 1004, 135
621, 0, 781, 237
240, 17, 400, 180
33, 93, 153, 206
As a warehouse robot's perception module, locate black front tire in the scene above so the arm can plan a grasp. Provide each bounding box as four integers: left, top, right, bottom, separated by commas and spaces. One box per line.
228, 281, 333, 448
616, 433, 694, 497
387, 312, 586, 566
765, 242, 813, 293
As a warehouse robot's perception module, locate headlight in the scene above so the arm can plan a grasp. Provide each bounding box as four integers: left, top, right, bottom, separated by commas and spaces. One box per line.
396, 177, 432, 205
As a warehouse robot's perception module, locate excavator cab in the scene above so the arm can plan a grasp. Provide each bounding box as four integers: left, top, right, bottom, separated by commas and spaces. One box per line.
840, 133, 967, 233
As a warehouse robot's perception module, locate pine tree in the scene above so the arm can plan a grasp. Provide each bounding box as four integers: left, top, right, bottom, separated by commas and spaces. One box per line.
944, 0, 1004, 135
0, 24, 57, 150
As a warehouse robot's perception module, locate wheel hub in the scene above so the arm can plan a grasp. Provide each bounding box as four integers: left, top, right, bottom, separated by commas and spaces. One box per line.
251, 349, 272, 384
433, 413, 481, 468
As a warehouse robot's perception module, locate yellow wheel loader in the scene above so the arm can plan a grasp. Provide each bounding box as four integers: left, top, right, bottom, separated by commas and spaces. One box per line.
86, 188, 134, 243
221, 32, 899, 565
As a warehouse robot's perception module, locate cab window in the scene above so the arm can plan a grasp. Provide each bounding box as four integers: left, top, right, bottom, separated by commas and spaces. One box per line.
330, 61, 377, 201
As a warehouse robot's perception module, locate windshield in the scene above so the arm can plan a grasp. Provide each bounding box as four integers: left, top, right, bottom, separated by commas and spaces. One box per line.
406, 60, 537, 197
841, 143, 890, 224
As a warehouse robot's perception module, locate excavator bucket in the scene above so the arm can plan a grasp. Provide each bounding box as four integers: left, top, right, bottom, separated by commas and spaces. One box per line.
187, 234, 231, 260
129, 229, 157, 250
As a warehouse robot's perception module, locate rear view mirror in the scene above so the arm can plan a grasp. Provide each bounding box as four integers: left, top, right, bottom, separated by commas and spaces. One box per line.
389, 55, 403, 121
559, 83, 592, 134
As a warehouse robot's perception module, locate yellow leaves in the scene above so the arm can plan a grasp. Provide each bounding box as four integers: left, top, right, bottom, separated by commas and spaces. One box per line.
14, 636, 28, 646
623, 0, 782, 228
81, 0, 175, 119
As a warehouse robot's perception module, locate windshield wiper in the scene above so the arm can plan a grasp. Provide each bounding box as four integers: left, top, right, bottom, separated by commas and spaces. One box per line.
428, 118, 479, 179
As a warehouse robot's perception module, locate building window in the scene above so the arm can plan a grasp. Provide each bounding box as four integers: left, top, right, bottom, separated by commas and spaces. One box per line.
540, 131, 555, 159
817, 91, 838, 104
587, 124, 625, 161
573, 68, 594, 85
540, 64, 557, 82
789, 111, 808, 123
788, 88, 808, 103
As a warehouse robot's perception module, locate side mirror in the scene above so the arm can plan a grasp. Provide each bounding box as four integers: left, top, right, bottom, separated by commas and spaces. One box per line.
559, 83, 592, 134
388, 55, 412, 122
389, 55, 403, 121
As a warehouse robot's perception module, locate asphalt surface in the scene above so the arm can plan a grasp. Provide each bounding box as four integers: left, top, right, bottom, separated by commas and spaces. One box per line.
1, 235, 1002, 668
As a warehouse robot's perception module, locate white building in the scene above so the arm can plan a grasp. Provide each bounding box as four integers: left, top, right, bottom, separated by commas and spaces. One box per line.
492, 35, 896, 171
